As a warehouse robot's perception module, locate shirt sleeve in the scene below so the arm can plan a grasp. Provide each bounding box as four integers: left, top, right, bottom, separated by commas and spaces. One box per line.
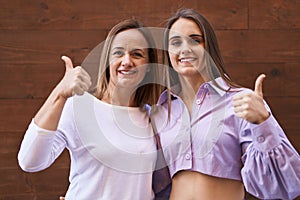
240, 113, 300, 200
17, 119, 67, 172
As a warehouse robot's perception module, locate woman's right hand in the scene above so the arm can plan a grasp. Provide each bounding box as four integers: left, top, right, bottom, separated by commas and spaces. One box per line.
57, 56, 92, 99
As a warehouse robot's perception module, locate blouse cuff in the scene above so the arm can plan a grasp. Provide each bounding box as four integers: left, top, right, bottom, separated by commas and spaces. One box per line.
249, 115, 282, 152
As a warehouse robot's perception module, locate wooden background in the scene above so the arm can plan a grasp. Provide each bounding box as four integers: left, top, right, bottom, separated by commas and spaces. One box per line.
0, 0, 299, 199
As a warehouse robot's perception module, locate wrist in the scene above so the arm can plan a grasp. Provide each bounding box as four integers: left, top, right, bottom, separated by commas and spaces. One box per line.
256, 111, 270, 124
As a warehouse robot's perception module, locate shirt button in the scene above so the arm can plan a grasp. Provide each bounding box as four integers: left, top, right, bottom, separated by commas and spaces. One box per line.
257, 136, 265, 143
196, 99, 201, 105
185, 153, 191, 160
242, 129, 251, 136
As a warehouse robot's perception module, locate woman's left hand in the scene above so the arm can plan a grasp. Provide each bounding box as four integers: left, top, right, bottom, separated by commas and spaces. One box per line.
233, 74, 270, 124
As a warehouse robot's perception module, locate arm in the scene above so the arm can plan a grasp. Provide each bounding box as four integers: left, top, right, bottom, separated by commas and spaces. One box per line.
234, 74, 300, 199
18, 56, 91, 171
35, 56, 91, 130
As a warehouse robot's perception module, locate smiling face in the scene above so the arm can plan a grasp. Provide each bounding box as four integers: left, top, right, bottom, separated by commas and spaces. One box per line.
108, 28, 149, 90
168, 18, 206, 79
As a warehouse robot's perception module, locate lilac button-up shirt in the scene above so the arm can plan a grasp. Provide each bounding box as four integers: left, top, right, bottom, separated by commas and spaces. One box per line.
152, 77, 300, 200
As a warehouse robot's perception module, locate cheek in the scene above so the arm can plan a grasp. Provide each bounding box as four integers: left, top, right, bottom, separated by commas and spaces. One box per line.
195, 45, 205, 56
168, 53, 178, 66
109, 58, 119, 71
109, 57, 118, 66
137, 64, 148, 77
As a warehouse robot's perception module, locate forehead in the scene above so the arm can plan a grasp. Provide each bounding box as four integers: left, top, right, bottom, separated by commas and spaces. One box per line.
169, 18, 202, 37
111, 29, 149, 49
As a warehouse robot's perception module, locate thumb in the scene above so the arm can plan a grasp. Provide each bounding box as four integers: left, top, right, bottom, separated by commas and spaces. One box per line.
61, 56, 74, 71
254, 74, 266, 98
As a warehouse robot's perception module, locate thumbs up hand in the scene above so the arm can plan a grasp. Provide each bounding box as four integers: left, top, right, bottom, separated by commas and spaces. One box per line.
57, 56, 92, 99
232, 74, 270, 124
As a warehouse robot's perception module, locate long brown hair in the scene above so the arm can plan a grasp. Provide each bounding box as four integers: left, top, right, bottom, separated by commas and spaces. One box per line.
163, 8, 240, 90
94, 19, 165, 109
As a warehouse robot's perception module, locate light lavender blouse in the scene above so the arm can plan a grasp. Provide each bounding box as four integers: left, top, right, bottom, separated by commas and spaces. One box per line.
153, 77, 300, 200
18, 93, 156, 200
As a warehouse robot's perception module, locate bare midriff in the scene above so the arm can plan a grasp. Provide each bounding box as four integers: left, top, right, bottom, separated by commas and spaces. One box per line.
170, 170, 245, 200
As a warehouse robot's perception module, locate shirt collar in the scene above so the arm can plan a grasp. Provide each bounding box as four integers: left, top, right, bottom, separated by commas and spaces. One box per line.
158, 77, 230, 105
207, 77, 229, 97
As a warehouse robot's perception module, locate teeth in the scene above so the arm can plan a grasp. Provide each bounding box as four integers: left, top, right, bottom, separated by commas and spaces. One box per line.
119, 70, 136, 75
180, 58, 195, 62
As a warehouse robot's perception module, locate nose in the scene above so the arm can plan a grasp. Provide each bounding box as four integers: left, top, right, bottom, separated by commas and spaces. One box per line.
121, 53, 133, 67
180, 41, 192, 55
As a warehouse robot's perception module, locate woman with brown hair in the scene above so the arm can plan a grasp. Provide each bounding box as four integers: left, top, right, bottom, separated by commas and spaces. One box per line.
18, 19, 165, 200
157, 8, 300, 200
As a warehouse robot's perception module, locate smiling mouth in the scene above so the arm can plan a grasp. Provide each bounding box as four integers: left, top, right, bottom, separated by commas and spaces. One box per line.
179, 58, 197, 63
118, 69, 137, 75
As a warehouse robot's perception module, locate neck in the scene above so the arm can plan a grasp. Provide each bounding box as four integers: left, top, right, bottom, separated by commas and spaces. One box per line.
178, 74, 206, 113
102, 84, 137, 107
178, 74, 205, 99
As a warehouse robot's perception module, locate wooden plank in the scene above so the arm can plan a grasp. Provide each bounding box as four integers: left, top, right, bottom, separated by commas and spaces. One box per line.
249, 0, 300, 29
0, 131, 70, 169
0, 194, 64, 200
0, 64, 63, 99
0, 30, 107, 65
265, 96, 300, 132
0, 0, 122, 30
0, 99, 44, 132
216, 30, 300, 63
194, 0, 248, 30
225, 63, 300, 97
0, 148, 70, 197
0, 132, 24, 155
0, 45, 101, 99
0, 0, 247, 30
0, 167, 69, 199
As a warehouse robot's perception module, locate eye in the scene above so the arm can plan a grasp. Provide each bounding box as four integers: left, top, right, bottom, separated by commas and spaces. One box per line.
169, 39, 182, 46
133, 52, 142, 57
190, 38, 200, 44
112, 50, 123, 56
190, 36, 204, 45
131, 51, 145, 58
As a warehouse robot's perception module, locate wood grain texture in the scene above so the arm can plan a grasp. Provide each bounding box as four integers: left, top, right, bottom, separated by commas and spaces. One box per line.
0, 0, 299, 199
0, 0, 247, 30
226, 62, 300, 97
217, 30, 300, 63
0, 99, 44, 132
249, 0, 300, 29
0, 151, 69, 200
0, 30, 107, 65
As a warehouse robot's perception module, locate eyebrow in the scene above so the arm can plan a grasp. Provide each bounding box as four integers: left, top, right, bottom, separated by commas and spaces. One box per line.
190, 34, 203, 37
111, 47, 124, 51
169, 34, 203, 40
131, 48, 146, 52
113, 46, 146, 50
169, 35, 181, 41
111, 47, 146, 54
